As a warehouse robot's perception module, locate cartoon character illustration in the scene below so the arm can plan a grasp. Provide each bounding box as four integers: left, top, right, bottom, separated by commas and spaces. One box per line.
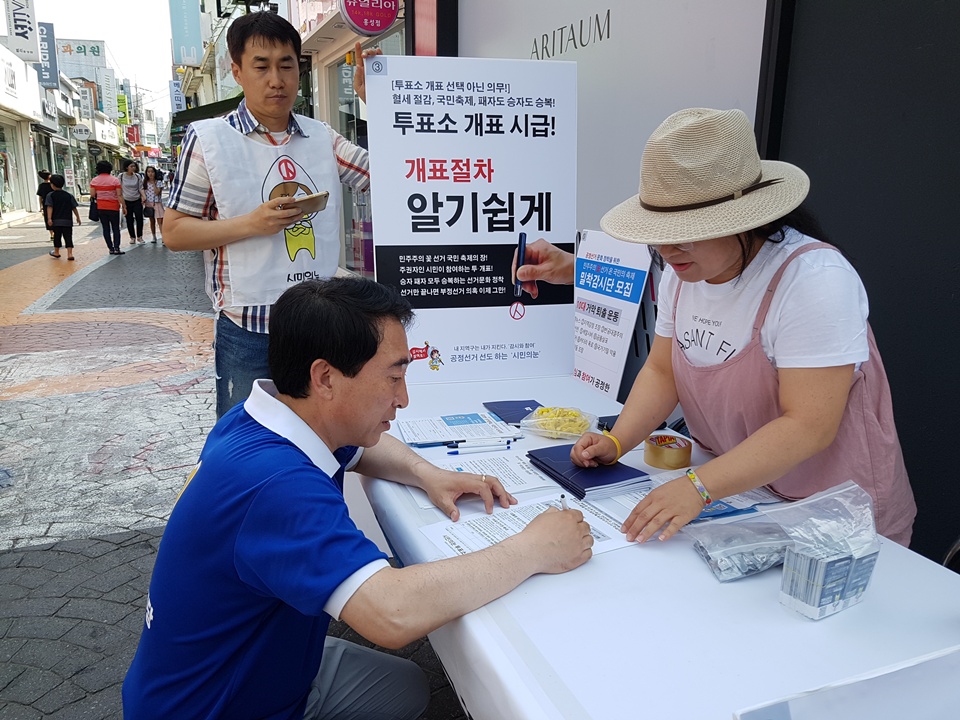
428, 346, 444, 371
262, 157, 320, 262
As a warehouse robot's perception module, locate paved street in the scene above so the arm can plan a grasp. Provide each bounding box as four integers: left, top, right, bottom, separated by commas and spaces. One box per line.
0, 215, 466, 718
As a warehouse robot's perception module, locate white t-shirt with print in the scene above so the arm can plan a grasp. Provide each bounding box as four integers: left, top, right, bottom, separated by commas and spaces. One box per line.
654, 229, 870, 368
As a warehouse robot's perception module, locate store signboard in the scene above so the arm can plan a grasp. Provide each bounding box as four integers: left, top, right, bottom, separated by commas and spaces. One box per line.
72, 124, 90, 140
169, 80, 186, 113
366, 55, 577, 383
168, 0, 202, 66
78, 86, 94, 118
33, 22, 59, 88
96, 67, 118, 119
341, 0, 399, 37
117, 93, 129, 124
56, 38, 105, 81
573, 230, 650, 398
2, 0, 41, 62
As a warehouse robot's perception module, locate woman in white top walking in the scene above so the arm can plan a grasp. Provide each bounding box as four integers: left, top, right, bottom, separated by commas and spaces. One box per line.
120, 160, 146, 244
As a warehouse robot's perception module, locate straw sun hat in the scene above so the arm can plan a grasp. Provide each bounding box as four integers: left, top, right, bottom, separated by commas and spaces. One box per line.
600, 108, 810, 246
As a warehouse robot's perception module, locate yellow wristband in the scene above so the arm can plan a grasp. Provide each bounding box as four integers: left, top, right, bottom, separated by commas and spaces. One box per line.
602, 431, 623, 465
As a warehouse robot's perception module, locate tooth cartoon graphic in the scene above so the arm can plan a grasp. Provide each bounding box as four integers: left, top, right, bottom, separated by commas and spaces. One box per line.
262, 156, 320, 262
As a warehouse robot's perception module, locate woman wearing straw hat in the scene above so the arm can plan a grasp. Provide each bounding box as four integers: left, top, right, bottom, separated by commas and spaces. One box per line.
571, 108, 916, 546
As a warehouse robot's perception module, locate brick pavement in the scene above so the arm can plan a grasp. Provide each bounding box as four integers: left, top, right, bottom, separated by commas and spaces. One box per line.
0, 214, 467, 719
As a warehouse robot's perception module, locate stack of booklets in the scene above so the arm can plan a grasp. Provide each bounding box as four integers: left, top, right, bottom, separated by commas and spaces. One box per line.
526, 444, 649, 500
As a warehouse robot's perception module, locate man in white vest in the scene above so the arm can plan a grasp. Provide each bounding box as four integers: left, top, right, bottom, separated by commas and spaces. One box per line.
164, 11, 373, 418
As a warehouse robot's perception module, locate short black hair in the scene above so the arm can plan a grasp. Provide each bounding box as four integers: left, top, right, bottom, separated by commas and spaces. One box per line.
96, 160, 113, 174
227, 11, 301, 66
269, 278, 414, 398
38, 170, 50, 180
49, 174, 65, 188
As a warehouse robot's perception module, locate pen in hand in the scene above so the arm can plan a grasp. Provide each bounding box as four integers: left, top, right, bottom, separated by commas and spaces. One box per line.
560, 494, 569, 511
514, 231, 527, 297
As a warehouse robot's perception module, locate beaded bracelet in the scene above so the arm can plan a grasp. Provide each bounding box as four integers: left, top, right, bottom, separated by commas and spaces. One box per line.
602, 431, 623, 465
686, 468, 712, 506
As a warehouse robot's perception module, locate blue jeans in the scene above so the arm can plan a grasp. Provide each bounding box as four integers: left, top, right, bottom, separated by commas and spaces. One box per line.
215, 313, 270, 418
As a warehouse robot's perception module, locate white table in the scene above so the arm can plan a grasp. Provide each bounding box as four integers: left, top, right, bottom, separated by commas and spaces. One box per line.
363, 376, 960, 719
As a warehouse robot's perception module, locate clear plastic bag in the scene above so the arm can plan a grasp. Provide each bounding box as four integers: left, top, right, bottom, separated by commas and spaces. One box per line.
519, 406, 598, 440
762, 481, 881, 619
683, 517, 791, 582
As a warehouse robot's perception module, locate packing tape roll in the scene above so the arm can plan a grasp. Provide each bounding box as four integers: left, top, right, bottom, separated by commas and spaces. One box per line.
644, 434, 693, 470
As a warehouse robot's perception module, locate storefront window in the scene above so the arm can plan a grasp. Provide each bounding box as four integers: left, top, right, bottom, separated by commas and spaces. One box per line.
0, 123, 25, 214
32, 131, 53, 179
329, 27, 404, 278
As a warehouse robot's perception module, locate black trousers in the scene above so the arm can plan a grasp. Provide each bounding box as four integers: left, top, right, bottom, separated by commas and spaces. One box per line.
125, 199, 144, 239
99, 210, 122, 251
52, 226, 74, 249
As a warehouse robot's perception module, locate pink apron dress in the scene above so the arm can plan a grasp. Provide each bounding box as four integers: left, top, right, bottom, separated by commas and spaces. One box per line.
672, 242, 916, 545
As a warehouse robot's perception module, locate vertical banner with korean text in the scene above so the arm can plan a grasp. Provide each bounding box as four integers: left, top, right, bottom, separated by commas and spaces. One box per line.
573, 230, 650, 397
3, 0, 40, 62
366, 56, 576, 383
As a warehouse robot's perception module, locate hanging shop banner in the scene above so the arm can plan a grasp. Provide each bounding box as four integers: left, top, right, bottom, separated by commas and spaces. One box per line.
169, 0, 202, 66
78, 86, 94, 118
366, 55, 576, 383
117, 93, 129, 124
341, 0, 400, 37
2, 0, 41, 62
169, 79, 186, 113
96, 67, 117, 119
33, 22, 58, 88
573, 229, 651, 398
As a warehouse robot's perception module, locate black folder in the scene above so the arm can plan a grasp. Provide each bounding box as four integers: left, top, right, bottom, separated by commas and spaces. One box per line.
526, 444, 649, 500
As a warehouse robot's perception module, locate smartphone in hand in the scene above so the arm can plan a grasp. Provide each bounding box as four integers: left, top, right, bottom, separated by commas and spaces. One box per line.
280, 191, 329, 214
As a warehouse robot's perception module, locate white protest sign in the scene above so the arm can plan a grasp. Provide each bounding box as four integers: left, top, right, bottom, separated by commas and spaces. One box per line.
365, 55, 576, 383
573, 229, 650, 397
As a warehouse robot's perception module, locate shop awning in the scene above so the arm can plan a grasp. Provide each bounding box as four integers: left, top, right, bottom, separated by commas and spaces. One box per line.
170, 94, 244, 133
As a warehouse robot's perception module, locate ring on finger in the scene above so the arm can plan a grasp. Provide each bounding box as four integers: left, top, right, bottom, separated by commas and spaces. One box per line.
481, 474, 487, 483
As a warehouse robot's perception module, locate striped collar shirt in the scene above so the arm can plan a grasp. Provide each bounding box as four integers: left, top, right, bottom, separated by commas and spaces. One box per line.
167, 99, 370, 333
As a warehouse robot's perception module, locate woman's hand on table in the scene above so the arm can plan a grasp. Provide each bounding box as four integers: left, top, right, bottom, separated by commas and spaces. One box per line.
621, 477, 704, 542
423, 469, 516, 521
570, 431, 619, 467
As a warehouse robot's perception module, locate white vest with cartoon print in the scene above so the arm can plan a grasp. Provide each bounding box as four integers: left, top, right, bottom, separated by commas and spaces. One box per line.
192, 115, 343, 308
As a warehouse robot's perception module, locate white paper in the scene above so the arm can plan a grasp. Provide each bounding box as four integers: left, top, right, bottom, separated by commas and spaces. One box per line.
602, 470, 783, 524
365, 55, 578, 384
406, 454, 560, 510
420, 494, 632, 558
397, 412, 521, 445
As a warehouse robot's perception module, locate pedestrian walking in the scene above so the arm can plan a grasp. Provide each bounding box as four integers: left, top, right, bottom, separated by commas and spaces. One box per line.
36, 170, 54, 240
44, 174, 81, 261
90, 160, 126, 255
121, 160, 145, 244
143, 166, 165, 243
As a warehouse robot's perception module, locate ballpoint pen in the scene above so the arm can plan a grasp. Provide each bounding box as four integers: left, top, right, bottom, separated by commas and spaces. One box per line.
447, 446, 513, 455
514, 231, 526, 296
447, 439, 513, 449
560, 494, 569, 511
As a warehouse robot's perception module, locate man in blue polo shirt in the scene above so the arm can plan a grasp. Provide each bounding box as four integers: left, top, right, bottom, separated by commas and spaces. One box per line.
123, 277, 594, 719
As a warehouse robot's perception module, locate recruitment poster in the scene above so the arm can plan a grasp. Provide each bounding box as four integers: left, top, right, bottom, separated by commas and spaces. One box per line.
365, 55, 576, 383
573, 230, 650, 397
